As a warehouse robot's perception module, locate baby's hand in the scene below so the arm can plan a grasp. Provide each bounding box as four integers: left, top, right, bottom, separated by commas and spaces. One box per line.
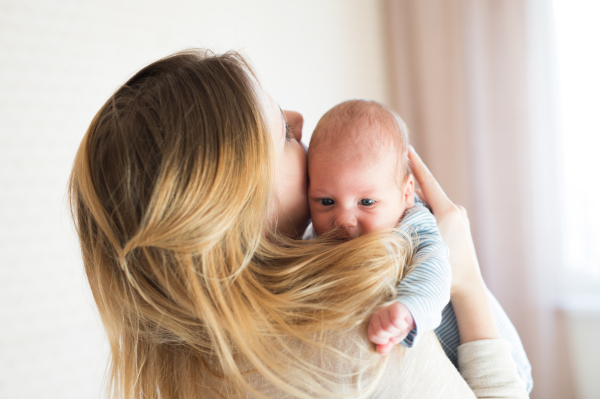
368, 302, 415, 356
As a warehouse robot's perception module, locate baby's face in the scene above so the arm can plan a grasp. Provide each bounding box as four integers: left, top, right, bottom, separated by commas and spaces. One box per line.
308, 147, 413, 240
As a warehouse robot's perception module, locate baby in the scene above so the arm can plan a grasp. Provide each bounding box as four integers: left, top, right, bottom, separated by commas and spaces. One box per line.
305, 100, 533, 392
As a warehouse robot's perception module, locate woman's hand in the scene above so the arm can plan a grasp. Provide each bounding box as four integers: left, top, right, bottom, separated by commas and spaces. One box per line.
408, 146, 483, 296
408, 146, 499, 343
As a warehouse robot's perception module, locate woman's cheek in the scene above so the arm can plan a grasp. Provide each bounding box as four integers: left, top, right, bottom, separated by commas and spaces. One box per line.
293, 145, 308, 210
282, 142, 310, 236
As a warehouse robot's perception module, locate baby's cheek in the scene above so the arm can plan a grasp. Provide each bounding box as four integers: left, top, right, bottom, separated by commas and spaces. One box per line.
309, 210, 328, 236
320, 221, 337, 236
364, 209, 400, 234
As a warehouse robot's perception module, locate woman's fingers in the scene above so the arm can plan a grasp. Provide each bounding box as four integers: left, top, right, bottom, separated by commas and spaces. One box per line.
408, 146, 452, 214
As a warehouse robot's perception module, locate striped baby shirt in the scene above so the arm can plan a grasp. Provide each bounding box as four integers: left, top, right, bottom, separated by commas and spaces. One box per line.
396, 196, 452, 348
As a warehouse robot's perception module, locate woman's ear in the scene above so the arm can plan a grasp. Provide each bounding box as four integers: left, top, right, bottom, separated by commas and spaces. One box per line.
403, 174, 415, 208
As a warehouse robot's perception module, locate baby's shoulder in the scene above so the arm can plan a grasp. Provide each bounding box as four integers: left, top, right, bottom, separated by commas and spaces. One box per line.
400, 195, 435, 226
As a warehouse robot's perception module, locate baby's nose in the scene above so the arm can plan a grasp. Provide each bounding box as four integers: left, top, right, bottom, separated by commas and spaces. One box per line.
336, 212, 357, 229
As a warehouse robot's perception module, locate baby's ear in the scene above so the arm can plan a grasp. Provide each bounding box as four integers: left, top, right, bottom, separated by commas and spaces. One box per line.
403, 174, 415, 208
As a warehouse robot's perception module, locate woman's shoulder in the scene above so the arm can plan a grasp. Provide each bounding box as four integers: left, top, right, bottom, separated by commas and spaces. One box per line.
271, 328, 476, 398
374, 330, 476, 399
198, 328, 477, 398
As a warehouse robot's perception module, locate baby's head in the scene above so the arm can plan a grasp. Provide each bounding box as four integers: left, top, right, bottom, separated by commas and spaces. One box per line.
308, 100, 414, 240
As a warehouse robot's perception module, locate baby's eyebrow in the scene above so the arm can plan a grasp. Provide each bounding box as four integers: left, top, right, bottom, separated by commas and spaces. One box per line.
307, 187, 332, 197
359, 189, 379, 196
308, 188, 328, 195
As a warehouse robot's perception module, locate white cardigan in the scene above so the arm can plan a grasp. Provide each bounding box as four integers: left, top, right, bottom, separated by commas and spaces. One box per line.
199, 330, 528, 398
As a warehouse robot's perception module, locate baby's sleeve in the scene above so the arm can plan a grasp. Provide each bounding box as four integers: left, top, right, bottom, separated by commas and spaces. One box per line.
397, 195, 452, 348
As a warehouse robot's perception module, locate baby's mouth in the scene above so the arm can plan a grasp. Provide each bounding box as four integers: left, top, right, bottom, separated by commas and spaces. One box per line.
331, 229, 359, 242
336, 235, 351, 242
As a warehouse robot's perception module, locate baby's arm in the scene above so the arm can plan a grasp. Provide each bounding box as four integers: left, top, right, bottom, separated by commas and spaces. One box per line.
369, 195, 452, 352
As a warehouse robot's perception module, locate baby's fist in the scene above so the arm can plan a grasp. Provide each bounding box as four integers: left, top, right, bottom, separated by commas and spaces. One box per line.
368, 302, 415, 356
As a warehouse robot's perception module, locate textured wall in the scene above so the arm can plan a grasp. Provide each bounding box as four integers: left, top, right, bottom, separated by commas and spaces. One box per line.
0, 1, 391, 397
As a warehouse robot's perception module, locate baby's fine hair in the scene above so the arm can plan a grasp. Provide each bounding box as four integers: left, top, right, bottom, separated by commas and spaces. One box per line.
309, 99, 411, 183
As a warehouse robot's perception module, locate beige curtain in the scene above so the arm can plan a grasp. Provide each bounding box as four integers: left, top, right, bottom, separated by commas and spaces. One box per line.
384, 0, 575, 397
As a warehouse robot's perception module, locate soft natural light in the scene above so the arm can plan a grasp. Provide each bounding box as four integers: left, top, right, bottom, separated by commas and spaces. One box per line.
553, 0, 600, 286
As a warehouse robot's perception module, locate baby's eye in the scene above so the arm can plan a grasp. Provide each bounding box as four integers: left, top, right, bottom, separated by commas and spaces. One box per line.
319, 198, 335, 206
360, 199, 375, 206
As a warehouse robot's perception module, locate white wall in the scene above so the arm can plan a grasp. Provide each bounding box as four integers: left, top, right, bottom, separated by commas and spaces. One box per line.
0, 1, 391, 397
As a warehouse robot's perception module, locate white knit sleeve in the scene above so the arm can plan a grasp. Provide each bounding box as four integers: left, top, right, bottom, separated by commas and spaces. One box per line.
458, 339, 529, 399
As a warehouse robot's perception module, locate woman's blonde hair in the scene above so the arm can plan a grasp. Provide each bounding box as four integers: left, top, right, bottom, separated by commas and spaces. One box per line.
69, 49, 414, 398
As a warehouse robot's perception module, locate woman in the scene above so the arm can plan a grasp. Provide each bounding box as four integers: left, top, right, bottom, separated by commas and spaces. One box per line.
69, 49, 527, 398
